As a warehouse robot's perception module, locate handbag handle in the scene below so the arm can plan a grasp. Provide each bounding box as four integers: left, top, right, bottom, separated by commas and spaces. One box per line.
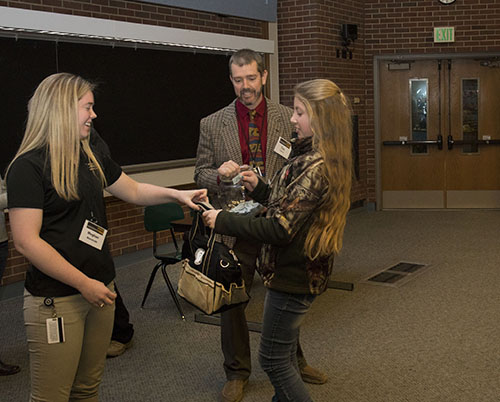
201, 228, 217, 276
188, 210, 219, 273
188, 211, 207, 257
189, 211, 219, 276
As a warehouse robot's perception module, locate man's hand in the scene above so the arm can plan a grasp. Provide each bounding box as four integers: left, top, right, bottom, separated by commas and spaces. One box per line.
217, 160, 240, 180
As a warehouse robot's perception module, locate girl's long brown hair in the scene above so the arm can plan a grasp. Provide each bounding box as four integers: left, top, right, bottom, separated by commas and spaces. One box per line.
294, 79, 353, 259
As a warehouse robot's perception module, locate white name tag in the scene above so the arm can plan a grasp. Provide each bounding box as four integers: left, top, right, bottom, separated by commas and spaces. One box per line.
79, 219, 107, 250
273, 136, 292, 159
46, 317, 65, 344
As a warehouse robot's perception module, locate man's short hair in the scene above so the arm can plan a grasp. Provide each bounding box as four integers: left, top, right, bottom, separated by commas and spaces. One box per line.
229, 48, 266, 77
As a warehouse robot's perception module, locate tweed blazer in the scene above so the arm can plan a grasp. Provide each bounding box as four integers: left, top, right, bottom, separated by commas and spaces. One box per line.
194, 97, 294, 203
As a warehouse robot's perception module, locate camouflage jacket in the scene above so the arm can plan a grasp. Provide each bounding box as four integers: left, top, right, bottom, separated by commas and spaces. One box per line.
216, 137, 333, 294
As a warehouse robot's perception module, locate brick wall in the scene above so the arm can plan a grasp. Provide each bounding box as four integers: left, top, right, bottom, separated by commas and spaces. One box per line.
277, 0, 367, 203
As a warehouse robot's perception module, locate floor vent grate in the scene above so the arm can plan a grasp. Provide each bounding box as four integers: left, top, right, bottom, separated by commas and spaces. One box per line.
363, 262, 428, 287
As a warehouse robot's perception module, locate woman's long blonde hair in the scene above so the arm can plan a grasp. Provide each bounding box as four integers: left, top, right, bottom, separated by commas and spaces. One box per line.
294, 79, 353, 259
7, 73, 106, 201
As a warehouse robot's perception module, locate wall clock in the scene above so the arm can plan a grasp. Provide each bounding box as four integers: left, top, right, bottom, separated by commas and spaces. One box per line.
439, 0, 456, 4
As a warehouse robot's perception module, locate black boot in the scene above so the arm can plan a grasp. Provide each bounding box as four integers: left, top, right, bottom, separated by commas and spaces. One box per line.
0, 359, 21, 376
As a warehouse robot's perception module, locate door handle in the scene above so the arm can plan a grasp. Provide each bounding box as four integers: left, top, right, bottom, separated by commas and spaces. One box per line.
383, 134, 443, 150
447, 135, 453, 150
447, 135, 500, 150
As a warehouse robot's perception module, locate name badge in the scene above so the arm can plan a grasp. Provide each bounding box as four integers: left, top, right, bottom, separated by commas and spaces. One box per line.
273, 136, 292, 159
46, 317, 65, 344
79, 219, 107, 250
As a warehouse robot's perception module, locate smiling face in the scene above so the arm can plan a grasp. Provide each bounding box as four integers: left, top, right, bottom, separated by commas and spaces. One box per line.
78, 91, 97, 140
291, 96, 313, 139
230, 60, 268, 110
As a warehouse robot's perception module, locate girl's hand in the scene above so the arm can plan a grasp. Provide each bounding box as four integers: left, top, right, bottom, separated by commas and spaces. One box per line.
202, 209, 221, 229
240, 170, 259, 192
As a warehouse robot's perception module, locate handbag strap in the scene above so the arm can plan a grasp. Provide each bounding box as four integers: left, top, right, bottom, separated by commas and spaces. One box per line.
202, 227, 220, 309
201, 227, 217, 276
188, 211, 206, 256
188, 211, 218, 277
187, 210, 221, 309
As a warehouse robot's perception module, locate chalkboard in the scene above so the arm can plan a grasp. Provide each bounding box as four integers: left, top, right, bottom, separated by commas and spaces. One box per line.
0, 36, 235, 172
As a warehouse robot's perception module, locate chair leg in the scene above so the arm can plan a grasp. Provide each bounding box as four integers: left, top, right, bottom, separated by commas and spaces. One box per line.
160, 265, 185, 320
141, 261, 163, 308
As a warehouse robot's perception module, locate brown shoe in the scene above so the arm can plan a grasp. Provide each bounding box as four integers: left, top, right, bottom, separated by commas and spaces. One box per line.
221, 378, 248, 402
300, 364, 328, 384
106, 339, 133, 358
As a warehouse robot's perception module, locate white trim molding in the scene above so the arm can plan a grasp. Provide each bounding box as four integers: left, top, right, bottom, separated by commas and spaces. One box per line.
0, 6, 274, 54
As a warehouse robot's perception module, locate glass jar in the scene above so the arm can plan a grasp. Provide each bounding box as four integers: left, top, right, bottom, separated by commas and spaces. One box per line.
217, 175, 245, 211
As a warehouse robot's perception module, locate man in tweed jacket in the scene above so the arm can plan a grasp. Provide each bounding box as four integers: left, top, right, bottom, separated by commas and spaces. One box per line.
194, 49, 326, 402
195, 97, 291, 200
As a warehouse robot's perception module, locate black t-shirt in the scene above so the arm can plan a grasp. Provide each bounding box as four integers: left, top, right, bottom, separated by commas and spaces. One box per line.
7, 132, 122, 297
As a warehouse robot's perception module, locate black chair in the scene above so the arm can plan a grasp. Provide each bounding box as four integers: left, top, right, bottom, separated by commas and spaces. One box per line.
141, 203, 191, 319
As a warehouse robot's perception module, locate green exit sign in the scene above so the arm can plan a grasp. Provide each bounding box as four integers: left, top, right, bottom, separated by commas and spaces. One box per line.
434, 27, 455, 43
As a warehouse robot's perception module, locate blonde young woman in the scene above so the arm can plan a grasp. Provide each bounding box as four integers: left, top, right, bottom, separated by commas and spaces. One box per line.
203, 79, 352, 402
6, 72, 207, 402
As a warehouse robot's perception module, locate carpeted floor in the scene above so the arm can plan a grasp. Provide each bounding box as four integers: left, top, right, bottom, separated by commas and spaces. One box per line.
1, 209, 499, 401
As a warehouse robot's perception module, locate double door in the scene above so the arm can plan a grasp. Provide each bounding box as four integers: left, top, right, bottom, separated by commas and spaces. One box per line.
380, 58, 500, 209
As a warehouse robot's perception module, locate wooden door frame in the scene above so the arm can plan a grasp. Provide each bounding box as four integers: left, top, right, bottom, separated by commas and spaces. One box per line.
374, 52, 500, 211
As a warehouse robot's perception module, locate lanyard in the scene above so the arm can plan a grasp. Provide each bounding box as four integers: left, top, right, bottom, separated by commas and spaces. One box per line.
79, 150, 104, 225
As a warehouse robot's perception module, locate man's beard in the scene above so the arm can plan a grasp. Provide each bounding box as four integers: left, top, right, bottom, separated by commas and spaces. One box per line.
239, 88, 262, 106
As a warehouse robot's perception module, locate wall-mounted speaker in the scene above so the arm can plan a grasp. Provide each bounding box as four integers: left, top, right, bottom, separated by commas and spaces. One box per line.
341, 24, 358, 42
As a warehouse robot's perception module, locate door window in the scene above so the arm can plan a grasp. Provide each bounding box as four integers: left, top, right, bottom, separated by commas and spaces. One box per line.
462, 78, 479, 153
410, 79, 428, 154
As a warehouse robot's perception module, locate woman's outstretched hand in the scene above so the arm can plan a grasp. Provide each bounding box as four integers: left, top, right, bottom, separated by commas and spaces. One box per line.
177, 189, 208, 210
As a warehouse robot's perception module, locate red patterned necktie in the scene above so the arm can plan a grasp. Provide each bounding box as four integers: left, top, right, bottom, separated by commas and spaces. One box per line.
248, 110, 265, 176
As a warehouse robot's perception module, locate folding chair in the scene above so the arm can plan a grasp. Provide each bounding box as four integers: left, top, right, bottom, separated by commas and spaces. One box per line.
141, 203, 191, 319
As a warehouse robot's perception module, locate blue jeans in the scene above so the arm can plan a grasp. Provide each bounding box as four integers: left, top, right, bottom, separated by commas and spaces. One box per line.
258, 289, 317, 402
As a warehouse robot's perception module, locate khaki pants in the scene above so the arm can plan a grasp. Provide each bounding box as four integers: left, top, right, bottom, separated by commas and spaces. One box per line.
24, 283, 115, 402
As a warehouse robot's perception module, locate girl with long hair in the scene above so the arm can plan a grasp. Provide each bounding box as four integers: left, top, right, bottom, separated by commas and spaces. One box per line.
7, 72, 206, 401
203, 79, 352, 401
